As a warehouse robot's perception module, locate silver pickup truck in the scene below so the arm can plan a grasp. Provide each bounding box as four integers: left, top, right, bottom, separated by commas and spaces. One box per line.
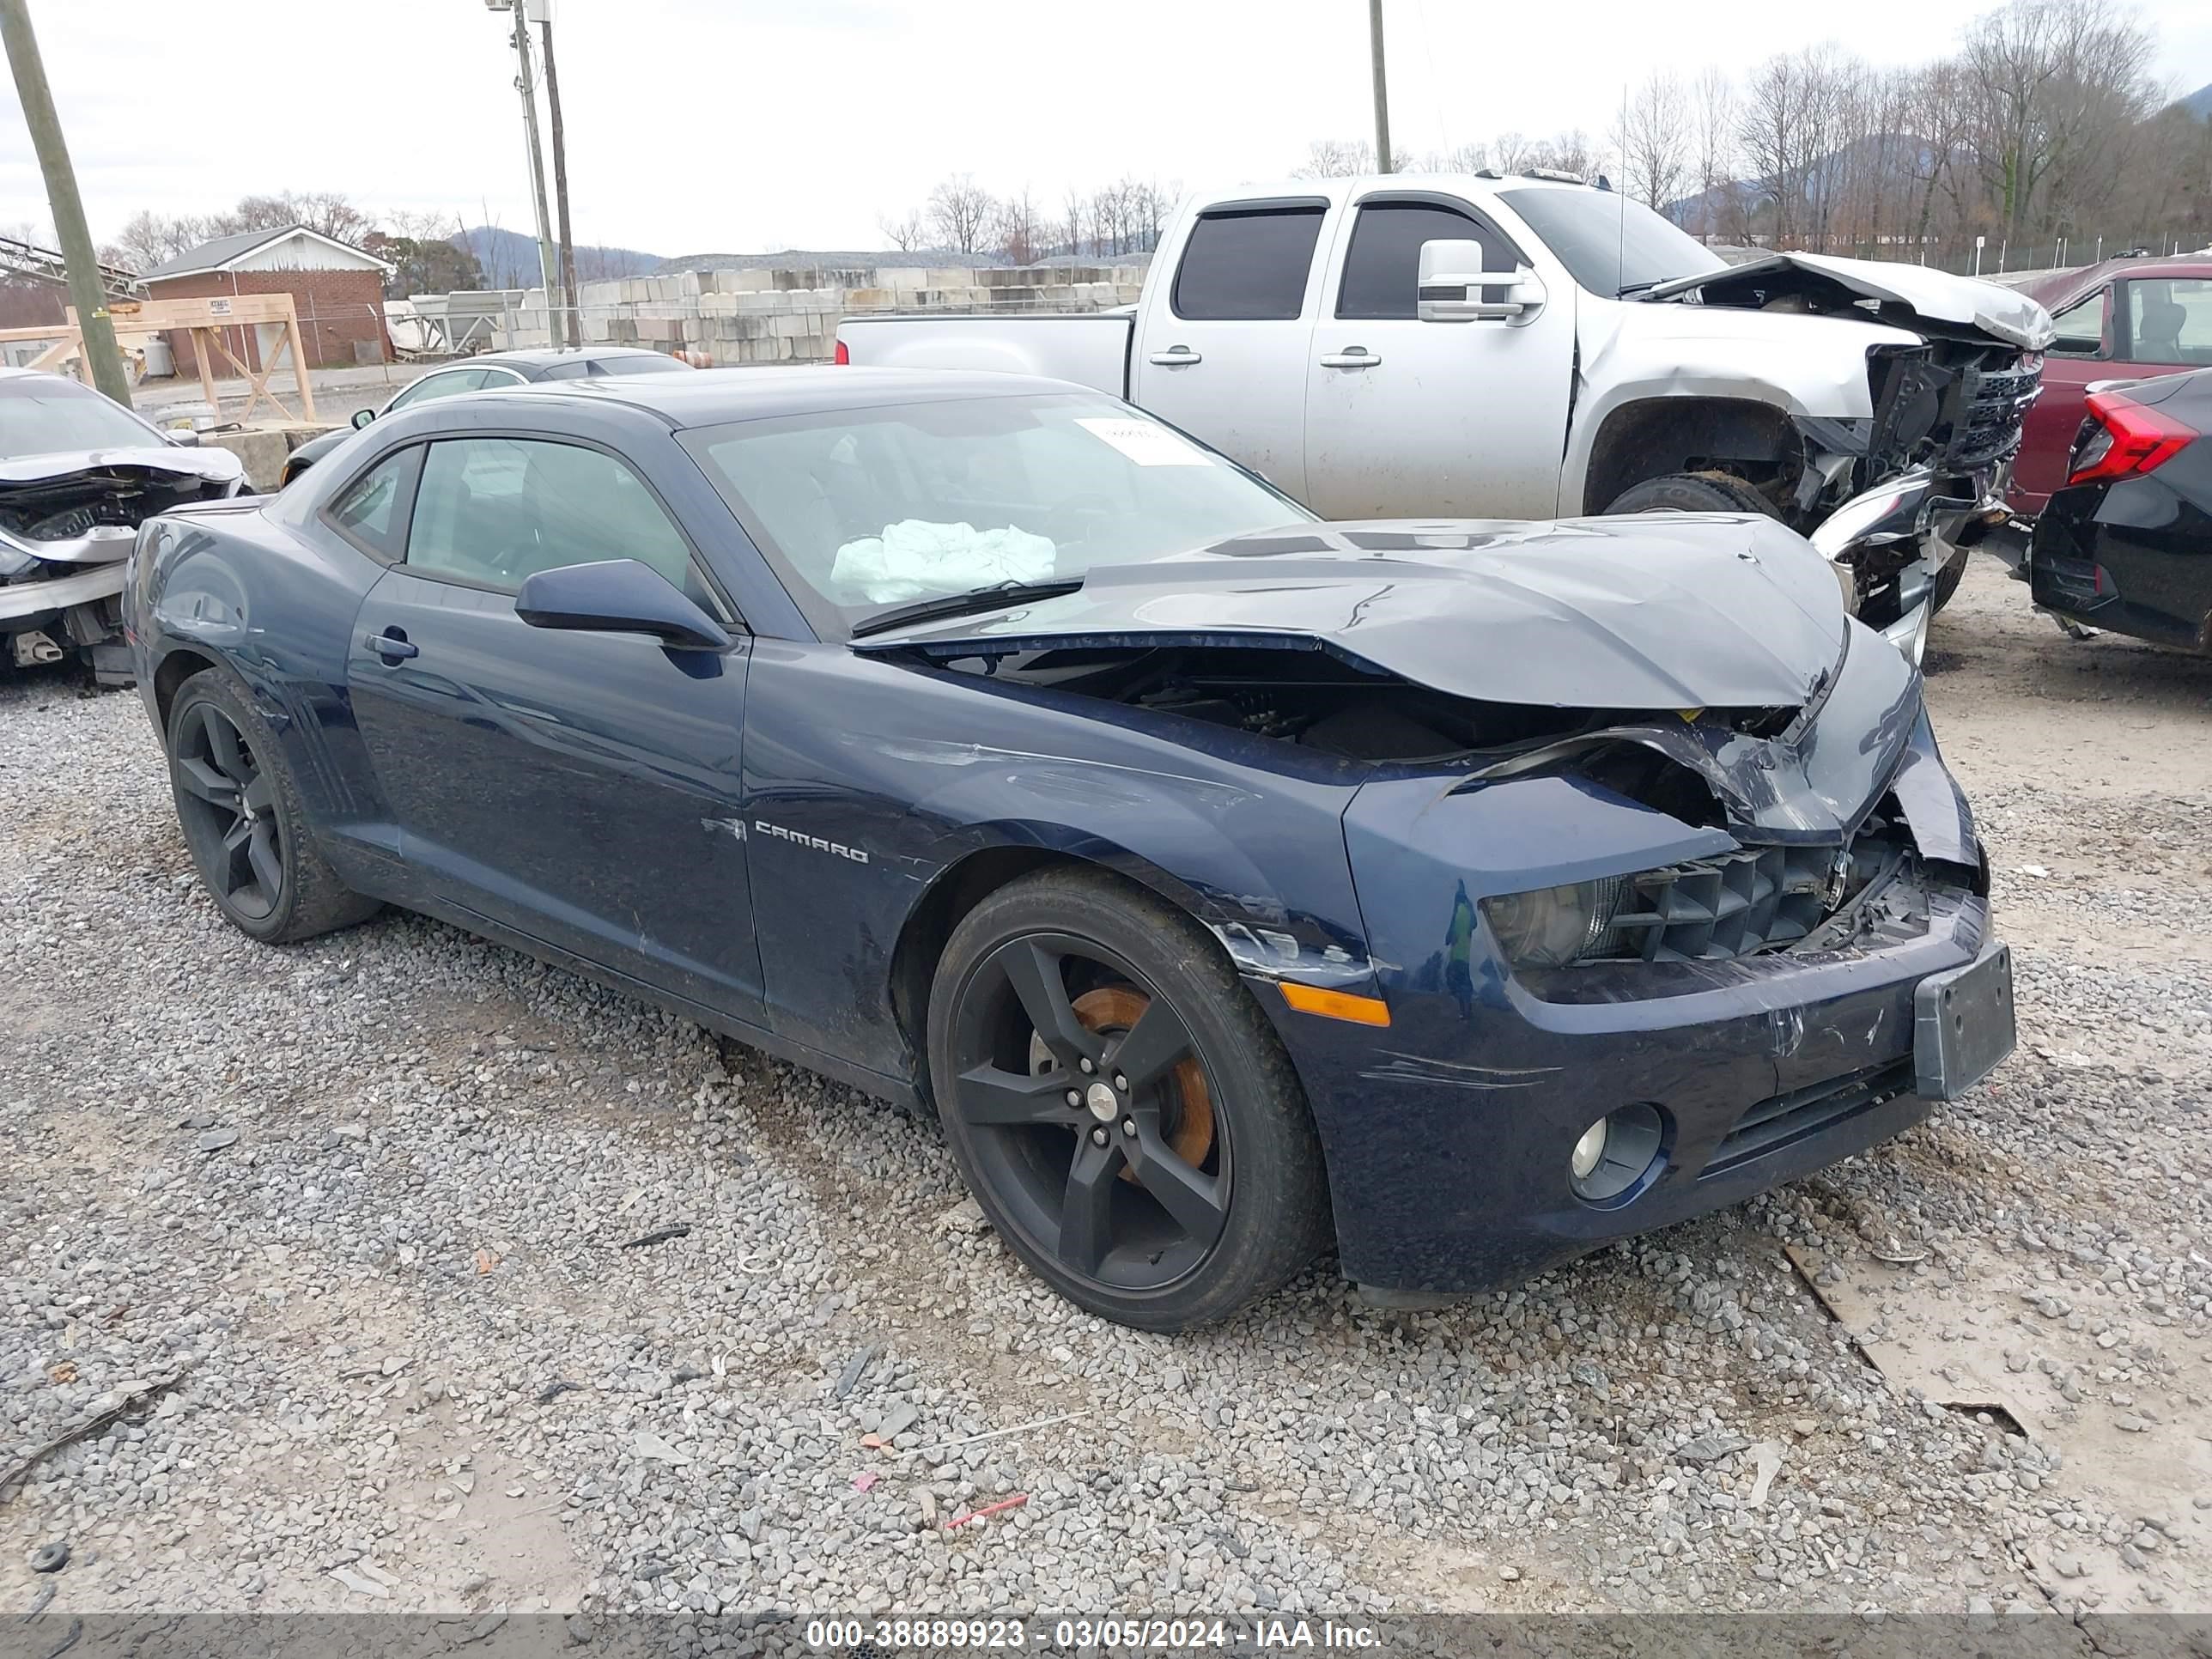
838, 172, 2054, 654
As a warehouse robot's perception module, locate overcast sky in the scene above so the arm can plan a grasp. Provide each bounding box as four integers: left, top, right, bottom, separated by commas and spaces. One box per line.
3, 0, 2209, 258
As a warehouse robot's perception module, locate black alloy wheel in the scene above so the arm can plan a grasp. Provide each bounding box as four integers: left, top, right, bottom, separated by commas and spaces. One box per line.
166, 667, 381, 944
172, 700, 285, 921
928, 870, 1329, 1330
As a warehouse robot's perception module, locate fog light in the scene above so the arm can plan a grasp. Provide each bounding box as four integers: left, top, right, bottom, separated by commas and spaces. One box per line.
1569, 1103, 1667, 1203
1569, 1117, 1609, 1181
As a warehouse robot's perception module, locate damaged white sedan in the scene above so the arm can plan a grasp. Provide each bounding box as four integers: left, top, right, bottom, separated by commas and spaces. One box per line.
0, 368, 246, 682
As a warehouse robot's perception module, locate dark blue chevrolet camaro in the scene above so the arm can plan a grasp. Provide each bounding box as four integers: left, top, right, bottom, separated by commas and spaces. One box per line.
125, 367, 2016, 1330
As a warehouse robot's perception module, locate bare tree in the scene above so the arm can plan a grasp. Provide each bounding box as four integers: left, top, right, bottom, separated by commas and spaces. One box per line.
1964, 0, 2156, 240
926, 173, 996, 257
1616, 73, 1690, 210
997, 189, 1043, 266
1061, 185, 1087, 259
1686, 69, 1737, 239
877, 210, 929, 254
1296, 138, 1375, 178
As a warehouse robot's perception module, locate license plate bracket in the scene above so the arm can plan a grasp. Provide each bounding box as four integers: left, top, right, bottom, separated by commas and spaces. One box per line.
1914, 942, 2016, 1099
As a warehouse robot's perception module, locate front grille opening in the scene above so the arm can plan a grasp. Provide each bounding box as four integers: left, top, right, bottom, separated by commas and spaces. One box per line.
1702, 1058, 1914, 1177
1579, 811, 1923, 965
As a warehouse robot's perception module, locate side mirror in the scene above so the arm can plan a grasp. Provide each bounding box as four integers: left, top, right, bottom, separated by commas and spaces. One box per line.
1417, 240, 1546, 324
162, 428, 202, 447
515, 558, 731, 652
350, 407, 377, 430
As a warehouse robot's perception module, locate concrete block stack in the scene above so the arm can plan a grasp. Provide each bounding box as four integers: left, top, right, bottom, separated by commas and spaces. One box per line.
475, 261, 1149, 365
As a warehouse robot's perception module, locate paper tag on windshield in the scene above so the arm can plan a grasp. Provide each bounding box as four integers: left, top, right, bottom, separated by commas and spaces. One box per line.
1076, 417, 1214, 466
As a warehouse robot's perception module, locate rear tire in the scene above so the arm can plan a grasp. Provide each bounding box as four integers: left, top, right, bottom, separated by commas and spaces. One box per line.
166, 668, 380, 944
927, 868, 1330, 1331
1605, 470, 1779, 517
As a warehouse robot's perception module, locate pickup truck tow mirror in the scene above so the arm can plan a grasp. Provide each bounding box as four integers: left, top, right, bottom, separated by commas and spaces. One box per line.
1417, 241, 1545, 324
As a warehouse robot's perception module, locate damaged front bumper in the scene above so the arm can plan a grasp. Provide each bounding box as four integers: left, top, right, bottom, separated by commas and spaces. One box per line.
1284, 635, 2013, 1297
0, 555, 130, 678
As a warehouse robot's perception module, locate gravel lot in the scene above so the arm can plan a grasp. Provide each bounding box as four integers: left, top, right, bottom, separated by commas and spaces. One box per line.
2, 559, 2206, 1631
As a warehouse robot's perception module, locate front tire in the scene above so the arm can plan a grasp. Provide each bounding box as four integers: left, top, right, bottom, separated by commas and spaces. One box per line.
927, 869, 1330, 1331
166, 668, 380, 944
1604, 470, 1779, 517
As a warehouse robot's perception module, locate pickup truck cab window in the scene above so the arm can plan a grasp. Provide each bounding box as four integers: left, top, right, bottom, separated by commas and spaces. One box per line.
1170, 205, 1328, 321
1336, 200, 1515, 320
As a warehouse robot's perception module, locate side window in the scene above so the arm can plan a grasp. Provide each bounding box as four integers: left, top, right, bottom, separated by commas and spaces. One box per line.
537, 359, 592, 380
323, 447, 420, 559
1336, 201, 1515, 320
388, 368, 487, 410
2047, 292, 2106, 358
2122, 279, 2212, 367
1170, 207, 1327, 321
405, 437, 713, 609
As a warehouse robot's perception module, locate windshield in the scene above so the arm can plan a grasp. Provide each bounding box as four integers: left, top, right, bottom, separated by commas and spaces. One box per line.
1499, 187, 1726, 297
680, 392, 1312, 637
0, 376, 160, 458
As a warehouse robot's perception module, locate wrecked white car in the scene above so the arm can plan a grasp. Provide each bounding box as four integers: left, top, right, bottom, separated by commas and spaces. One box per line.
0, 368, 246, 683
838, 173, 2054, 659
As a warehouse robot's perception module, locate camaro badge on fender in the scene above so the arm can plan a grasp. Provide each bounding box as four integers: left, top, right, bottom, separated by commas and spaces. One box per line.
751, 820, 869, 864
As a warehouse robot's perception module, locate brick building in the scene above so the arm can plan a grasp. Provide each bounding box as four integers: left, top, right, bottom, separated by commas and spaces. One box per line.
141, 226, 394, 372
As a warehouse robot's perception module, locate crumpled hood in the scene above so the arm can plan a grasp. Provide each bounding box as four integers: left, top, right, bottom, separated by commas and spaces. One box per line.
0, 445, 246, 491
1638, 252, 2056, 352
854, 515, 1849, 711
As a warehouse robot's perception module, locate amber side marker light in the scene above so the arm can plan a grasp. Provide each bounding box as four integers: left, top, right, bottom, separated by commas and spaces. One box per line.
1279, 982, 1391, 1026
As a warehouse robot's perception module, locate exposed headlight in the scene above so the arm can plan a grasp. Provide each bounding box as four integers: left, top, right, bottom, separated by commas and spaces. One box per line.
1480, 877, 1626, 969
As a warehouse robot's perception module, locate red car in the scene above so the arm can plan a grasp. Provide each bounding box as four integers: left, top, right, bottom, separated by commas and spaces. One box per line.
2013, 255, 2212, 514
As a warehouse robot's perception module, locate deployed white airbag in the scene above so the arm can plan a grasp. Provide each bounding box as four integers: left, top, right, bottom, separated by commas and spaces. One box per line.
832, 519, 1057, 603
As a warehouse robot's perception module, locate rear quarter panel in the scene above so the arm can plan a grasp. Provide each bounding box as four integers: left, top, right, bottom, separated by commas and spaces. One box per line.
129, 495, 401, 885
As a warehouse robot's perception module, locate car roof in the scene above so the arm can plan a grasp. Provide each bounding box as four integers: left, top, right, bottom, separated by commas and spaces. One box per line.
453, 346, 678, 373
496, 364, 1091, 428
2025, 255, 2212, 308
1188, 171, 1603, 212
0, 365, 100, 387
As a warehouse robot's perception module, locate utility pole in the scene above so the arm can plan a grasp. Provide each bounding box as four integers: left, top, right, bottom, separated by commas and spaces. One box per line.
0, 0, 131, 406
1367, 0, 1392, 173
539, 9, 580, 347
503, 0, 561, 332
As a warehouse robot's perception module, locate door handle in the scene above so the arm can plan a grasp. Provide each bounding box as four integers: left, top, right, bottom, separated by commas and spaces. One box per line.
1147, 347, 1202, 367
1319, 348, 1382, 368
367, 628, 417, 663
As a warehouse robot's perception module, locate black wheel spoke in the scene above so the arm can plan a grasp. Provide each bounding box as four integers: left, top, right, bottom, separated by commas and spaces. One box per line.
173, 700, 285, 923
1057, 1136, 1122, 1275
956, 1062, 1073, 1127
1129, 1118, 1229, 1245
1107, 1000, 1194, 1093
246, 823, 283, 900
175, 757, 239, 806
1002, 941, 1103, 1066
200, 707, 247, 781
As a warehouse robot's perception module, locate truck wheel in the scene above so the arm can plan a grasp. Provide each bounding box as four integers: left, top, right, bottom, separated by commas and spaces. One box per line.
927, 867, 1331, 1332
1605, 471, 1778, 517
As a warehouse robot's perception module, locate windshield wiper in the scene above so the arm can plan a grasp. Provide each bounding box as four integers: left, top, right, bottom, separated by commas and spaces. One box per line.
848, 578, 1085, 640
1616, 278, 1669, 298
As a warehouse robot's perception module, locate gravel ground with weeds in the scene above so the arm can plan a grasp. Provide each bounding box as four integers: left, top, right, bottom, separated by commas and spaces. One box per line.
1, 560, 2205, 1633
